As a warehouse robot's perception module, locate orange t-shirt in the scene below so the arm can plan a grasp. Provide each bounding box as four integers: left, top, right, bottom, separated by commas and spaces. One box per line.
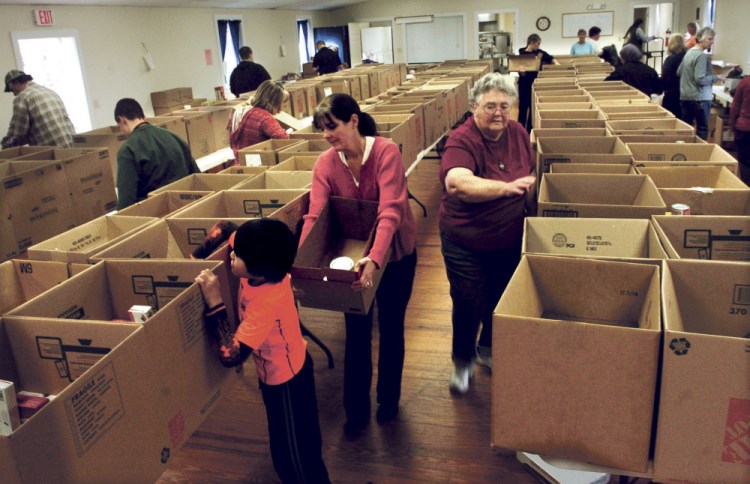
234, 274, 306, 385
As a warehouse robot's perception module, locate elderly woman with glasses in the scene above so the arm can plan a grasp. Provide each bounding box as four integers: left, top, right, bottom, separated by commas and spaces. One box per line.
439, 73, 536, 395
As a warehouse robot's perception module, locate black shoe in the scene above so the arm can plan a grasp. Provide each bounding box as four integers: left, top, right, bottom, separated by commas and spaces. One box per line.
376, 403, 399, 424
343, 415, 368, 436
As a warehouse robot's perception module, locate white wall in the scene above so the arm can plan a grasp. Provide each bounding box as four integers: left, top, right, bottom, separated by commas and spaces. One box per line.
0, 5, 327, 131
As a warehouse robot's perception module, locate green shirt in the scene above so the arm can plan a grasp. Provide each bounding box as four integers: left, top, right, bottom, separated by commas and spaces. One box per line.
116, 122, 199, 209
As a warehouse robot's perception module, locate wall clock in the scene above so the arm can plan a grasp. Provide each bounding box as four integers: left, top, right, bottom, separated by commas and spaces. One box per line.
536, 16, 551, 32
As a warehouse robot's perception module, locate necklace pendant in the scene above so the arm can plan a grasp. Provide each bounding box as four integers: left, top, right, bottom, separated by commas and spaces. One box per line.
499, 162, 505, 170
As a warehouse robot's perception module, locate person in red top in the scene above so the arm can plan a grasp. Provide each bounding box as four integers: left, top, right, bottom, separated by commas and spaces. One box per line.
439, 72, 536, 395
195, 218, 329, 483
299, 93, 417, 434
227, 80, 289, 165
730, 75, 750, 185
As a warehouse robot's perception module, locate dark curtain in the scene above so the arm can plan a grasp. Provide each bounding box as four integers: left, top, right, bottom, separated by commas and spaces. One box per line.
218, 20, 228, 63
228, 20, 241, 64
298, 20, 310, 61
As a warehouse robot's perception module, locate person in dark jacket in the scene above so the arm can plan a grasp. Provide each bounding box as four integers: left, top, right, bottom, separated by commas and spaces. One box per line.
604, 44, 663, 96
229, 46, 271, 98
661, 34, 687, 117
312, 41, 342, 75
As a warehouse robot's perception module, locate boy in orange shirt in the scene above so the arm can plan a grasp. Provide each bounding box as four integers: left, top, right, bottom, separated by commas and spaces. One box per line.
195, 218, 329, 483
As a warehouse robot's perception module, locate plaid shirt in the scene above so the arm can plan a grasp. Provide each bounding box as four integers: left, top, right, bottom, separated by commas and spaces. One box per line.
1, 82, 75, 149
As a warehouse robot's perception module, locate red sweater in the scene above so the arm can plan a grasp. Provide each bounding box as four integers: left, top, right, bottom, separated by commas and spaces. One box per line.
300, 136, 416, 267
730, 77, 750, 133
227, 106, 288, 163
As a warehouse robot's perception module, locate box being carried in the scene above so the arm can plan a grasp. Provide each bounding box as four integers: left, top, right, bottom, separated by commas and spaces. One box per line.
654, 259, 750, 483
492, 255, 661, 472
292, 197, 389, 315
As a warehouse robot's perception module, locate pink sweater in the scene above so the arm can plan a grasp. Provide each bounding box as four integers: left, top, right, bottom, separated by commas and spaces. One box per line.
300, 136, 416, 267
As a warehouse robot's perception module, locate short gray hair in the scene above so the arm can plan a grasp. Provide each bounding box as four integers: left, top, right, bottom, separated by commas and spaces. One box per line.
696, 26, 716, 41
469, 73, 518, 106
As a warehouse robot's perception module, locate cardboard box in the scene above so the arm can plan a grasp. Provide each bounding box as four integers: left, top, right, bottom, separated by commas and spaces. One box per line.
289, 125, 324, 140
652, 215, 750, 261
150, 88, 183, 108
149, 116, 189, 143
0, 259, 71, 315
589, 90, 650, 102
618, 134, 707, 144
606, 118, 694, 137
116, 190, 207, 218
365, 102, 426, 151
26, 215, 158, 264
539, 173, 666, 218
71, 126, 127, 184
600, 104, 674, 121
166, 111, 216, 159
370, 113, 419, 168
0, 147, 53, 160
536, 137, 633, 175
637, 166, 750, 215
549, 163, 637, 174
492, 255, 661, 472
269, 156, 318, 172
292, 197, 389, 315
523, 217, 667, 262
216, 165, 267, 176
277, 139, 331, 162
2, 259, 241, 482
314, 79, 350, 103
508, 54, 541, 72
173, 106, 232, 150
238, 139, 307, 166
628, 143, 739, 174
90, 218, 250, 261
169, 188, 309, 221
147, 174, 250, 197
536, 110, 607, 129
0, 161, 77, 262
15, 148, 118, 226
529, 128, 611, 148
232, 171, 313, 190
654, 259, 750, 483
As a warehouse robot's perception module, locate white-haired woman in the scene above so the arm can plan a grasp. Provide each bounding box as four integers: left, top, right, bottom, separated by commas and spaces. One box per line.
439, 73, 536, 394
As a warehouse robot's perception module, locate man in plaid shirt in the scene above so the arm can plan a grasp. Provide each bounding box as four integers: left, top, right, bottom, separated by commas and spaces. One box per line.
2, 70, 75, 149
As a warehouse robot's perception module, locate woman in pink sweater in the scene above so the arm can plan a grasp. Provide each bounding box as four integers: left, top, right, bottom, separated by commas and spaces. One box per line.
299, 93, 417, 434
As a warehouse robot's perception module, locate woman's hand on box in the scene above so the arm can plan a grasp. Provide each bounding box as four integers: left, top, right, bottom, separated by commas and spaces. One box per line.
352, 257, 378, 292
195, 269, 223, 308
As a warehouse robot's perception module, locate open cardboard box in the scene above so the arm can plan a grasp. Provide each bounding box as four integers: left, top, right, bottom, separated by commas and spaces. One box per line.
606, 118, 694, 136
26, 215, 158, 264
216, 165, 268, 176
529, 128, 611, 148
619, 134, 707, 144
508, 54, 542, 72
0, 146, 53, 160
116, 190, 207, 218
232, 171, 312, 190
163, 110, 216, 159
550, 163, 636, 174
492, 255, 661, 472
628, 143, 739, 174
269, 156, 318, 172
535, 110, 607, 129
148, 173, 251, 197
654, 259, 750, 483
536, 137, 633, 176
277, 139, 331, 162
2, 259, 241, 483
651, 215, 750, 261
523, 217, 666, 263
0, 160, 77, 262
539, 173, 666, 218
292, 197, 388, 315
238, 139, 308, 166
0, 259, 71, 315
637, 166, 750, 215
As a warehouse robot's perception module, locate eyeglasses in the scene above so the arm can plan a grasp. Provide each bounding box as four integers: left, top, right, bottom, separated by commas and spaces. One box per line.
480, 103, 511, 114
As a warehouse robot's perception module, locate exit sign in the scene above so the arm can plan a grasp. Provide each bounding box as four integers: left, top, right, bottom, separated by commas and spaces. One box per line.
33, 9, 55, 26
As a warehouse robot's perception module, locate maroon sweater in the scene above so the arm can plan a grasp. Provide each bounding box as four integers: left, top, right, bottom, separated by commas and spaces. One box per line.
439, 116, 535, 251
300, 136, 416, 267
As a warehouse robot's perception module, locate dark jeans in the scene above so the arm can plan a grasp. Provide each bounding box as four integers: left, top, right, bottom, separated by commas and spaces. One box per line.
736, 130, 750, 186
680, 100, 712, 140
517, 77, 534, 132
441, 233, 522, 365
260, 353, 330, 484
343, 250, 417, 421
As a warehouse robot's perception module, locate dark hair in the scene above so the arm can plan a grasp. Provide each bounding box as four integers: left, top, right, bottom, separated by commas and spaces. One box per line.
316, 40, 326, 48
231, 218, 296, 283
114, 98, 145, 122
313, 93, 378, 136
251, 80, 288, 114
589, 26, 601, 37
239, 46, 252, 60
527, 33, 541, 44
577, 29, 587, 36
626, 18, 644, 38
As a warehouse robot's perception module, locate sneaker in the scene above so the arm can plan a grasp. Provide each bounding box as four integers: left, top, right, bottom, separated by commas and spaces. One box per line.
449, 362, 472, 395
476, 345, 492, 370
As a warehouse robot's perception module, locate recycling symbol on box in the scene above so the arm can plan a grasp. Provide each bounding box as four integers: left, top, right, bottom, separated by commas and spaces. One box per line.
669, 337, 691, 356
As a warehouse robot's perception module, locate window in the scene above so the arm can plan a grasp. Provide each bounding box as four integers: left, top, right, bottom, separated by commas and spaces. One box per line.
11, 29, 92, 133
297, 19, 314, 70
216, 17, 242, 92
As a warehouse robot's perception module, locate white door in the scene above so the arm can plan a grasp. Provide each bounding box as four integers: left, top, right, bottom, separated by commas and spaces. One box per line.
362, 27, 394, 64
11, 29, 92, 133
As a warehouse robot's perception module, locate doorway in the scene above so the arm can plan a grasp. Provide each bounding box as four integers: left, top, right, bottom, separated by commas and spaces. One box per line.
11, 29, 92, 133
633, 2, 675, 73
476, 10, 518, 72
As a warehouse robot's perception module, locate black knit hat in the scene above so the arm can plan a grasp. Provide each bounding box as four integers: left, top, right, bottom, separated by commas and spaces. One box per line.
230, 218, 296, 282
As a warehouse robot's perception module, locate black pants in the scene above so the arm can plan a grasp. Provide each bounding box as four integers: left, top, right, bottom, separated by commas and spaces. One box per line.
517, 75, 535, 132
343, 251, 417, 422
440, 234, 521, 365
736, 130, 750, 187
260, 352, 330, 484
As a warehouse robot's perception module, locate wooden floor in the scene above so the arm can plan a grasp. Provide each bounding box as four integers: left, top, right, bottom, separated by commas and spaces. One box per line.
157, 155, 537, 483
